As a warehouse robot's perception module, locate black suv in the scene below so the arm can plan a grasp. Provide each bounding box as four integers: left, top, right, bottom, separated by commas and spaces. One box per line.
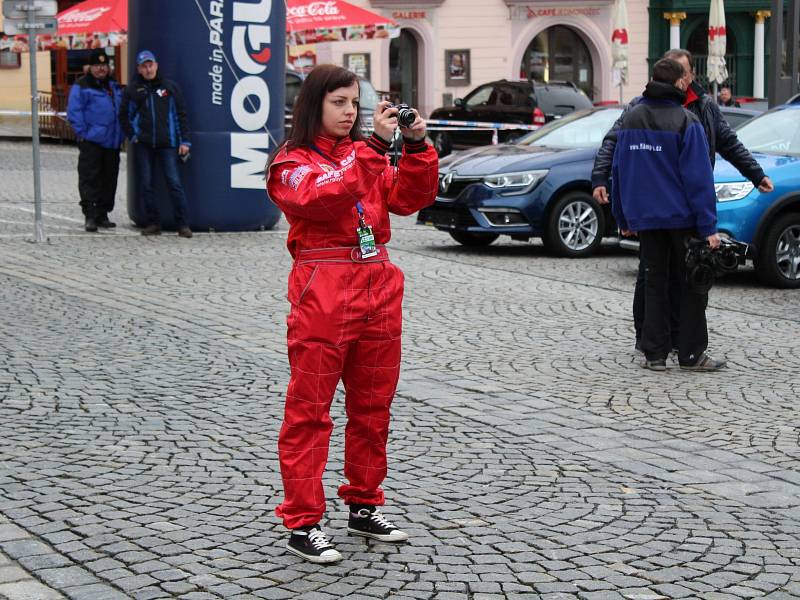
428, 79, 592, 156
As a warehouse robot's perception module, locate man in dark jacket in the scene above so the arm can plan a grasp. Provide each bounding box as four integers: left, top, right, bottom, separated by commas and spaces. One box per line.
612, 58, 723, 371
120, 50, 193, 238
66, 48, 124, 232
592, 48, 773, 350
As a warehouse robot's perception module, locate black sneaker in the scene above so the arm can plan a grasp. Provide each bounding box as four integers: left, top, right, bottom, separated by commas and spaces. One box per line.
286, 525, 342, 564
680, 352, 726, 371
141, 224, 161, 236
348, 505, 409, 542
97, 216, 116, 228
84, 217, 98, 232
178, 226, 193, 238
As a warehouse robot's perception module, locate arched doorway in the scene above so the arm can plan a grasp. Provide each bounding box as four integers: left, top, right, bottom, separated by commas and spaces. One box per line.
520, 26, 594, 99
389, 29, 418, 107
686, 21, 739, 91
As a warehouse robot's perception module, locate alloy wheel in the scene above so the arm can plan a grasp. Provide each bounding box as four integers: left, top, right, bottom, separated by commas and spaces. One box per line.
558, 200, 599, 251
775, 223, 800, 281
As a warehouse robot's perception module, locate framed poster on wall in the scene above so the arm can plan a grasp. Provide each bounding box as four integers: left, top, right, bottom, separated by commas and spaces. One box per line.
344, 53, 371, 80
445, 49, 470, 86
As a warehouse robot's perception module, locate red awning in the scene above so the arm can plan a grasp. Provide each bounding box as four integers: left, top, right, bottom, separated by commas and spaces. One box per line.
57, 0, 128, 35
287, 0, 397, 44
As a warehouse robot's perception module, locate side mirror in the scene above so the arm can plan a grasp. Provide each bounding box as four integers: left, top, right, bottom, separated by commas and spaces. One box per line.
454, 98, 465, 108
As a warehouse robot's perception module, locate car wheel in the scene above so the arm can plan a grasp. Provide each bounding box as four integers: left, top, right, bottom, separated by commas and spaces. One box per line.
755, 212, 800, 288
432, 132, 452, 157
448, 231, 499, 246
543, 192, 604, 257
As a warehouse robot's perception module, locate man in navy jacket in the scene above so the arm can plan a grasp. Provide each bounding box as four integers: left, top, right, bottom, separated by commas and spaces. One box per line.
120, 50, 193, 238
66, 49, 124, 232
612, 58, 725, 372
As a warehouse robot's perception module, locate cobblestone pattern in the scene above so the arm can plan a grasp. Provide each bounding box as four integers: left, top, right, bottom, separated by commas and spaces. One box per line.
0, 141, 799, 599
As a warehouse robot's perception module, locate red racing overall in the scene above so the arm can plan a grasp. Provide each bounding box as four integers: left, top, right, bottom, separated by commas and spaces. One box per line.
267, 133, 438, 529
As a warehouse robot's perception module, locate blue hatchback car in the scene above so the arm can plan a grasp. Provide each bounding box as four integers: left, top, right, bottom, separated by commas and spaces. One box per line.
713, 99, 800, 288
418, 107, 623, 257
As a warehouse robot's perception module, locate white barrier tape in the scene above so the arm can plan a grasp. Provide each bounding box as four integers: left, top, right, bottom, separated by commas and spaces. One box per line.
0, 110, 67, 117
425, 118, 540, 131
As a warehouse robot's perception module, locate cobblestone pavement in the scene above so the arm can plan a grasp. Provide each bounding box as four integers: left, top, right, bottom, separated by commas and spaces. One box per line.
1, 140, 799, 600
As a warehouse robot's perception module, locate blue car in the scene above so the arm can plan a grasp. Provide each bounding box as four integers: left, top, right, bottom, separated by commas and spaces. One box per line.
714, 98, 800, 288
418, 107, 623, 257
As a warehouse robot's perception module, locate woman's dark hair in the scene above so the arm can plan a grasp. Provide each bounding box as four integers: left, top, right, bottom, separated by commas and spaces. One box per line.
266, 65, 365, 173
652, 58, 685, 85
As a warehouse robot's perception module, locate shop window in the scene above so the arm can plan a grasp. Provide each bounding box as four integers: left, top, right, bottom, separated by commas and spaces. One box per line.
0, 52, 21, 69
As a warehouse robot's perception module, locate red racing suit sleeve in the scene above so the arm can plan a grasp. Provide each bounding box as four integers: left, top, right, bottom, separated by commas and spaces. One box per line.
383, 139, 439, 216
267, 141, 390, 222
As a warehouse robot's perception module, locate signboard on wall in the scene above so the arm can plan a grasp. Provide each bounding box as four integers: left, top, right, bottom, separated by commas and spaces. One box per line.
345, 52, 370, 79
510, 5, 601, 19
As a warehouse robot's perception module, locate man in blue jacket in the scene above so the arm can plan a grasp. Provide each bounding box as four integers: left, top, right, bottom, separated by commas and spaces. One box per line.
593, 49, 773, 352
120, 50, 193, 238
612, 58, 725, 372
66, 49, 124, 232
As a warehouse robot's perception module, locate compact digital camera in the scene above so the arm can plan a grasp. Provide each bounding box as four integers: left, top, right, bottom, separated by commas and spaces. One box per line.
389, 103, 417, 128
685, 237, 748, 292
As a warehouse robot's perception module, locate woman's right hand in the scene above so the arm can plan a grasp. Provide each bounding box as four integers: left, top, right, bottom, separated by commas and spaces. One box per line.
372, 101, 398, 142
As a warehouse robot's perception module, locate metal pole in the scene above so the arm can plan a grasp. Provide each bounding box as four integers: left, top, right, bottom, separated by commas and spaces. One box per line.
619, 83, 624, 105
27, 0, 45, 242
713, 81, 718, 104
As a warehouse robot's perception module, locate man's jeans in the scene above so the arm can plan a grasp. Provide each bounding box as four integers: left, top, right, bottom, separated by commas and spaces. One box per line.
639, 229, 709, 365
133, 143, 188, 227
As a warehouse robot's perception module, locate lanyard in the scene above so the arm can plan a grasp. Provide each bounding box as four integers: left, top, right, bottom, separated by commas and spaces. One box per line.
308, 143, 365, 217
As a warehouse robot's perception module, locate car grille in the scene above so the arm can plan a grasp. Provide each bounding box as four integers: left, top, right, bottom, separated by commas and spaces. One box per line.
418, 204, 479, 228
438, 177, 482, 199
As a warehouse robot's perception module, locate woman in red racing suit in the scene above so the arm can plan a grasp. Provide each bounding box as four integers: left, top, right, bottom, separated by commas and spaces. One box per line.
266, 65, 438, 564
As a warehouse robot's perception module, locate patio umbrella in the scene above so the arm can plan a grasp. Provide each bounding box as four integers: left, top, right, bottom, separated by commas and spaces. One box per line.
54, 0, 127, 49
286, 0, 398, 45
707, 0, 728, 100
611, 0, 629, 103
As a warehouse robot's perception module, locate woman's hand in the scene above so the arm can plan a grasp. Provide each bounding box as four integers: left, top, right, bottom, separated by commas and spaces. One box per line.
373, 101, 398, 141
401, 108, 426, 142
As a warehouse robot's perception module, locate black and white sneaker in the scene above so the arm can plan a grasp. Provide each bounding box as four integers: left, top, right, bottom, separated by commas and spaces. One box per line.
286, 525, 342, 564
347, 505, 409, 542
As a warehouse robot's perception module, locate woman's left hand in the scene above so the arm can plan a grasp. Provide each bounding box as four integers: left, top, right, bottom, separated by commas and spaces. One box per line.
401, 109, 426, 142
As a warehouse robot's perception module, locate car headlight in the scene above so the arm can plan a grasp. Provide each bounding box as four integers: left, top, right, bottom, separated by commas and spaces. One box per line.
483, 170, 548, 195
715, 181, 754, 202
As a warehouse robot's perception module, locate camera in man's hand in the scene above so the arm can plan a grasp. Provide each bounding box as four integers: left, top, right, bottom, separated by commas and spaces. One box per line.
390, 103, 417, 128
685, 236, 748, 292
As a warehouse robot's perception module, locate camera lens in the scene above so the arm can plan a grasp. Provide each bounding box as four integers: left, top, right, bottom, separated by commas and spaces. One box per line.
397, 106, 416, 128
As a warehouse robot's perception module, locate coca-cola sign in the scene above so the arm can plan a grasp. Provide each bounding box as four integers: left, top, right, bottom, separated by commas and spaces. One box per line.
288, 2, 341, 20
60, 7, 111, 24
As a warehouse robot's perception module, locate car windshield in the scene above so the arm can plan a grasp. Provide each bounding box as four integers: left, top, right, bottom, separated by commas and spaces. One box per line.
736, 108, 800, 156
516, 108, 623, 149
359, 79, 380, 112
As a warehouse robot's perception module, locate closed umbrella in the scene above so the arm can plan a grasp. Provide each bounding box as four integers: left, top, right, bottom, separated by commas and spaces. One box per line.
611, 0, 629, 103
707, 0, 728, 101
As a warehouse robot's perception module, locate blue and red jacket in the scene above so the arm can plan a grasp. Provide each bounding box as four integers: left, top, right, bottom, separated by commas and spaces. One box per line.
119, 73, 191, 149
611, 81, 717, 237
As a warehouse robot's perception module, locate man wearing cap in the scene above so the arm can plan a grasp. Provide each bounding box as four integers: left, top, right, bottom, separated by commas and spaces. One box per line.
120, 50, 193, 238
66, 48, 125, 232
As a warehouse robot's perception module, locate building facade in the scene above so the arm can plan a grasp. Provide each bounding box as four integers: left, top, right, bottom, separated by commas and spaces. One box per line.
649, 0, 776, 98
312, 0, 652, 117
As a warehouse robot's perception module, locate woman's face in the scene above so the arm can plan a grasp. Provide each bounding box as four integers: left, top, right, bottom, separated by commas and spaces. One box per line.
320, 81, 359, 138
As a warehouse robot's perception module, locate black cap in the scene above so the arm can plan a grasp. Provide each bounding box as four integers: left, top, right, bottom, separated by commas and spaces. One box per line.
88, 49, 109, 66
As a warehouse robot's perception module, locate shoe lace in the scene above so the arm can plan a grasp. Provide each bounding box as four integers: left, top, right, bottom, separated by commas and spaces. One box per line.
307, 528, 333, 550
366, 509, 395, 530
